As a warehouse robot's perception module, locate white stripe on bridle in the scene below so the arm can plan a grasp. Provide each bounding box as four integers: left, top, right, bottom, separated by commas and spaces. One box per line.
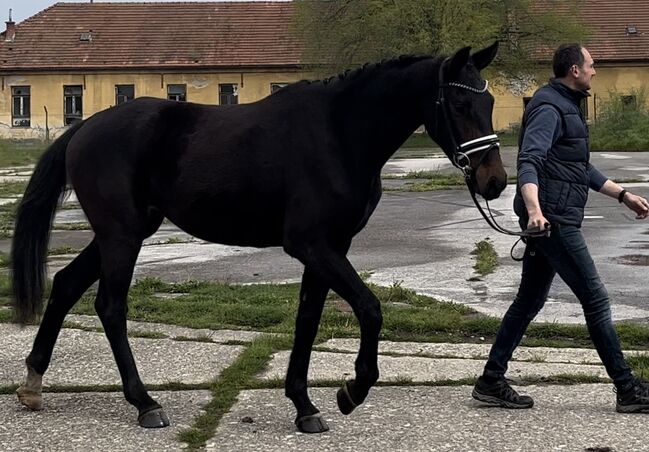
459, 134, 499, 155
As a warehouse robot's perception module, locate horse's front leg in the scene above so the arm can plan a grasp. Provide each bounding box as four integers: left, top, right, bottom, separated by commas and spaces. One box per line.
287, 239, 382, 419
285, 267, 330, 433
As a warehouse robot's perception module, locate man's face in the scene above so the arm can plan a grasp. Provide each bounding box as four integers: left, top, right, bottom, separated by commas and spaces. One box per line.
575, 48, 596, 91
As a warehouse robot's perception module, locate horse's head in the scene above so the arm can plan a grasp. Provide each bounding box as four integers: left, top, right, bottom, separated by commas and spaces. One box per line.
425, 41, 507, 201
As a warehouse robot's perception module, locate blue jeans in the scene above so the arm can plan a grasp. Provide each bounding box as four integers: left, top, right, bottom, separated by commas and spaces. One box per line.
483, 224, 634, 389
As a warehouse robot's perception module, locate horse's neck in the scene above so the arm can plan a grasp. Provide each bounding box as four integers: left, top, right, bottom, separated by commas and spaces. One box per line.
338, 64, 435, 174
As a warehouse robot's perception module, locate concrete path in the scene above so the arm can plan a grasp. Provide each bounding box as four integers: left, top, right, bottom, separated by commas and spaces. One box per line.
2, 318, 649, 451
209, 386, 646, 452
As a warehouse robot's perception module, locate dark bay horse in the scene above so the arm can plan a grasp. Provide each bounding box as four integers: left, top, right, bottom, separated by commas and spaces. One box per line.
12, 42, 506, 433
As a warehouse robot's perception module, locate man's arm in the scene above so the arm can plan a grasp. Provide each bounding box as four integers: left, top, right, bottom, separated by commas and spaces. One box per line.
521, 183, 550, 230
517, 105, 561, 231
598, 179, 649, 219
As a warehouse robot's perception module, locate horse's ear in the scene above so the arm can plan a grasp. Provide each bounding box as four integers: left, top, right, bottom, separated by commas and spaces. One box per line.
447, 46, 472, 78
471, 41, 499, 71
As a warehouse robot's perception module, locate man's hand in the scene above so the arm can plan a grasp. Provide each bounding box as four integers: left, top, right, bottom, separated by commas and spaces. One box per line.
622, 192, 649, 219
521, 183, 550, 232
527, 209, 550, 232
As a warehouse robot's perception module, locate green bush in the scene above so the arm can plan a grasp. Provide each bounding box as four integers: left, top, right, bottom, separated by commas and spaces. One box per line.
590, 88, 649, 151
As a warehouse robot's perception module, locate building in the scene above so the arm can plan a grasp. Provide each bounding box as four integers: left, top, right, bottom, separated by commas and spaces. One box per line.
492, 0, 649, 130
1, 1, 648, 138
0, 1, 308, 139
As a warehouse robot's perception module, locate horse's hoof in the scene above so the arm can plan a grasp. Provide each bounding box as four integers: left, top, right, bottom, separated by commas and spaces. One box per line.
336, 382, 359, 415
138, 408, 170, 428
295, 413, 329, 433
16, 386, 43, 411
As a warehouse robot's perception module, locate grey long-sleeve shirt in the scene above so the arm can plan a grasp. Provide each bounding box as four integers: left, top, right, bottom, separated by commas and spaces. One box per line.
517, 104, 607, 191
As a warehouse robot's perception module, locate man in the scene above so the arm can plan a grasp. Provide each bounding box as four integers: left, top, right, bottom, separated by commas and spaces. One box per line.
472, 43, 649, 412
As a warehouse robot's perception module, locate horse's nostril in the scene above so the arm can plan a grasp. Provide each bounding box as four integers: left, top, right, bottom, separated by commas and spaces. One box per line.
484, 176, 507, 200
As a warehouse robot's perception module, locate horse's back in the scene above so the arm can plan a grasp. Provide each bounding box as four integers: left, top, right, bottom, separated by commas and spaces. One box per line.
65, 97, 322, 246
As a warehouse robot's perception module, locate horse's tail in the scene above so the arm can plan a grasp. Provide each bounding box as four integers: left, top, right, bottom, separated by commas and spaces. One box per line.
11, 121, 85, 324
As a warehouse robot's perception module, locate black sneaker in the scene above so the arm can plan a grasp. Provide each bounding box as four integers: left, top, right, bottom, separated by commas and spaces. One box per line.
472, 376, 534, 409
616, 380, 649, 413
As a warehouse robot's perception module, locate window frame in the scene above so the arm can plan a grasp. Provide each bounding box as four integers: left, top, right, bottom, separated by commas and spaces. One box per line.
115, 84, 135, 105
63, 85, 83, 126
11, 86, 31, 128
219, 83, 238, 105
167, 84, 187, 102
270, 82, 289, 94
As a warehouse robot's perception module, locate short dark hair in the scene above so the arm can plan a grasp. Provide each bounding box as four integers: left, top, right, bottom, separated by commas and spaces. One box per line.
552, 44, 584, 78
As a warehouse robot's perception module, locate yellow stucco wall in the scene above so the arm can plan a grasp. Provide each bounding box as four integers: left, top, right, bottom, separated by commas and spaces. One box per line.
0, 70, 311, 139
491, 65, 649, 131
1, 65, 648, 139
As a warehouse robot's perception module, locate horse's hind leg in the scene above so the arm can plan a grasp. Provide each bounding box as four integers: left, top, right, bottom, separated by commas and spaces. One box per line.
17, 239, 101, 410
94, 233, 168, 428
285, 267, 330, 433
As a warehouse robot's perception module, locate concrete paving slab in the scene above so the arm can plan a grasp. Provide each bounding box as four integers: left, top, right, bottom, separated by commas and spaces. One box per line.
260, 351, 607, 383
207, 385, 643, 452
65, 314, 265, 343
319, 338, 649, 365
0, 324, 245, 386
0, 390, 211, 452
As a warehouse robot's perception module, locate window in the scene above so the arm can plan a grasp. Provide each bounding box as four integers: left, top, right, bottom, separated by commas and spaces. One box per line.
621, 95, 637, 111
167, 84, 186, 102
219, 83, 238, 105
115, 85, 135, 105
580, 98, 589, 119
11, 86, 30, 127
270, 83, 289, 94
523, 97, 532, 111
64, 85, 83, 125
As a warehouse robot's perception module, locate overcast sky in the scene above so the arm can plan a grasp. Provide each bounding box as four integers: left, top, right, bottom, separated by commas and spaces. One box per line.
1, 0, 289, 24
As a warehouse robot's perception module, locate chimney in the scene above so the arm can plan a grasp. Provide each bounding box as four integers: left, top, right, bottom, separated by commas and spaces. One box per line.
5, 9, 15, 42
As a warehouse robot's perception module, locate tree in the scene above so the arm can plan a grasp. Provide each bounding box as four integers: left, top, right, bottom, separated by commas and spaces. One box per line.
292, 0, 589, 81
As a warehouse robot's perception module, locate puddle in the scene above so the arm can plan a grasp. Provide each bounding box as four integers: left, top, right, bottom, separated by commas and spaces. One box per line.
625, 241, 649, 250
615, 254, 649, 266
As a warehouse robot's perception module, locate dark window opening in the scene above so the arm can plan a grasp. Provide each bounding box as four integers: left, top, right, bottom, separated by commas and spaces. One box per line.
64, 85, 83, 125
12, 86, 30, 127
580, 98, 589, 119
621, 95, 637, 110
219, 83, 238, 105
115, 84, 135, 105
270, 83, 288, 94
167, 84, 186, 102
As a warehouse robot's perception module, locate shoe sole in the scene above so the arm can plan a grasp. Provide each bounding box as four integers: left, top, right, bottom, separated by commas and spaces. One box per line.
616, 403, 649, 413
472, 389, 534, 409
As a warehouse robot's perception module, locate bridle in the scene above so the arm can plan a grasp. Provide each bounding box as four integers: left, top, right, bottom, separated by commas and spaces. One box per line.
435, 59, 547, 240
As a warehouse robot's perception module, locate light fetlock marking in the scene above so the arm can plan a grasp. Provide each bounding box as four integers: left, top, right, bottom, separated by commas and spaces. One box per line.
16, 366, 44, 411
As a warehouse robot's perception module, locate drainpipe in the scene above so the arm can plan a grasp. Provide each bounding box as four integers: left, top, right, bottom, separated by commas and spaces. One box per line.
44, 106, 49, 142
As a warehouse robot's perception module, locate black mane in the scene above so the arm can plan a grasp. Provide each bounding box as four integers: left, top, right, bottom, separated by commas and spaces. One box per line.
280, 54, 440, 94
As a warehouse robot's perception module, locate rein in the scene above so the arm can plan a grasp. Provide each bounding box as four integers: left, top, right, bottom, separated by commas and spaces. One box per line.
435, 59, 548, 241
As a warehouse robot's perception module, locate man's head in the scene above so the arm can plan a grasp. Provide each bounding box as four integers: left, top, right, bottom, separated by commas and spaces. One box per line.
552, 43, 596, 91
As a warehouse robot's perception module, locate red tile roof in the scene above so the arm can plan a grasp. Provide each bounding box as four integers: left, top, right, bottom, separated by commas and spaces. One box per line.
0, 1, 302, 71
1, 1, 648, 72
532, 0, 649, 63
578, 0, 649, 63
